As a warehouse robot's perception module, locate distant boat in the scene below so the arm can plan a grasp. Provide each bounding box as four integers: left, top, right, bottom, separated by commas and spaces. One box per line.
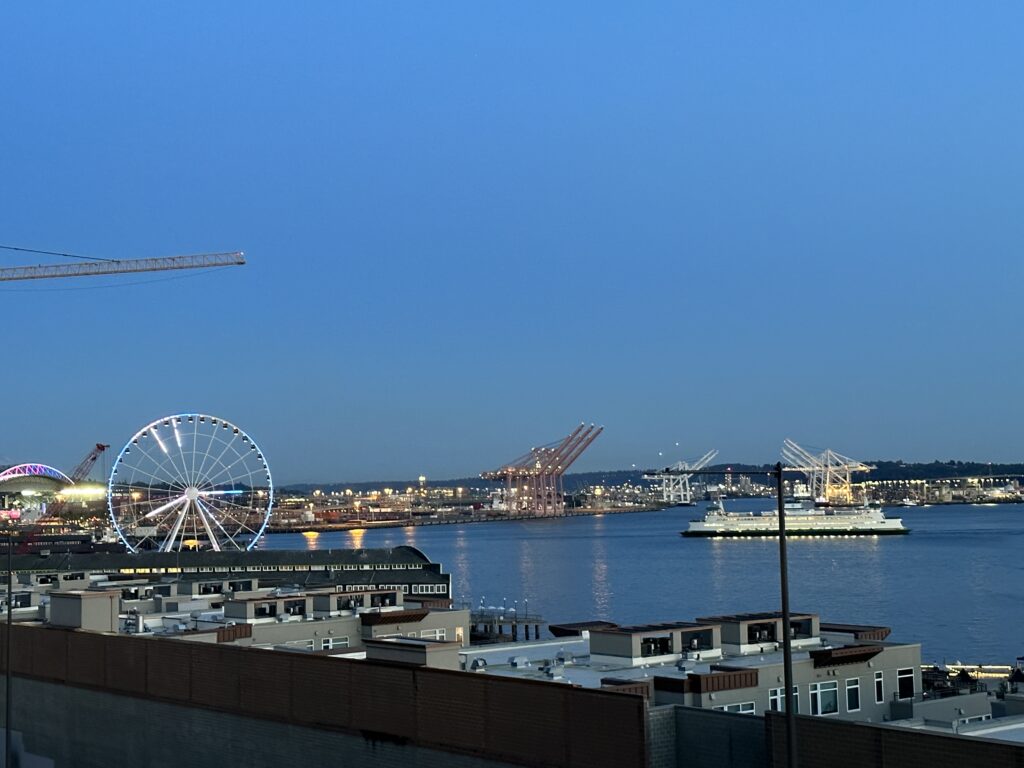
682, 497, 908, 538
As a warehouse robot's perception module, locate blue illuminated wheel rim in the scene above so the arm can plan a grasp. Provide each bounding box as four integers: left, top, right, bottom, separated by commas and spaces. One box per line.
107, 414, 273, 552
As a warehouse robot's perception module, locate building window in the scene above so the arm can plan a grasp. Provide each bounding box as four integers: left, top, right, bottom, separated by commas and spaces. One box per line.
897, 668, 914, 700
809, 682, 839, 716
713, 702, 755, 715
420, 628, 447, 641
846, 678, 860, 712
321, 637, 349, 650
768, 687, 799, 714
874, 671, 884, 704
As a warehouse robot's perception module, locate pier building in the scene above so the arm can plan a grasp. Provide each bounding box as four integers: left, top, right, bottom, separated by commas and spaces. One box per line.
5, 545, 451, 597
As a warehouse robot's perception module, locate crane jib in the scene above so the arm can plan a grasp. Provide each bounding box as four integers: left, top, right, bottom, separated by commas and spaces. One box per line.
0, 252, 245, 282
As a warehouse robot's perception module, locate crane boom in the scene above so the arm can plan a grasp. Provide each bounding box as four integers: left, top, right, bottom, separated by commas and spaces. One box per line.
37, 443, 109, 526
0, 252, 245, 282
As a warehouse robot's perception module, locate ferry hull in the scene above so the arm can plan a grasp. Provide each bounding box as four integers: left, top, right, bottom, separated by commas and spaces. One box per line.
681, 527, 910, 538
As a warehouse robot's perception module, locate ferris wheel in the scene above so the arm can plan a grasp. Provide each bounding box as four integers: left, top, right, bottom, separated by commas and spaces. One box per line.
107, 414, 273, 552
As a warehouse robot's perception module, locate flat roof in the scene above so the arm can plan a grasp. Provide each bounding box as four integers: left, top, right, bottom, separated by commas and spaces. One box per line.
597, 622, 714, 635
695, 611, 816, 623
365, 637, 459, 649
9, 545, 435, 573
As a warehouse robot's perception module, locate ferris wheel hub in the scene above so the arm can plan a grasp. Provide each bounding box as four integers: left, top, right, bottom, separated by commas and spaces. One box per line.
185, 486, 200, 501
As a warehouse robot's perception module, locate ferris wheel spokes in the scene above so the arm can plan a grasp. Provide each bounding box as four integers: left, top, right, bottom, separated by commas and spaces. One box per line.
108, 414, 274, 553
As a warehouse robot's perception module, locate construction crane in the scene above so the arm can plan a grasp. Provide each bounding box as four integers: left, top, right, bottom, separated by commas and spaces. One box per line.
0, 251, 245, 282
643, 449, 719, 506
781, 439, 874, 505
38, 443, 110, 526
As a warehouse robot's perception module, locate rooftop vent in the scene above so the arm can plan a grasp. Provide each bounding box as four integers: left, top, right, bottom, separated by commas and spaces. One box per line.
509, 656, 530, 669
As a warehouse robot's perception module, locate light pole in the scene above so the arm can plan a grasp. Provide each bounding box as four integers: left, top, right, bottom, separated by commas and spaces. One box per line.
669, 464, 797, 768
774, 462, 797, 768
5, 528, 12, 768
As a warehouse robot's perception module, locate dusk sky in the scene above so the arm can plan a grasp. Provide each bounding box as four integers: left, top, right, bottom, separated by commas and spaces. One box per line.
3, 3, 1023, 484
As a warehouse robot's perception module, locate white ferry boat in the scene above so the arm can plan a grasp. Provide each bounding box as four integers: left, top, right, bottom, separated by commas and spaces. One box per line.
682, 498, 908, 538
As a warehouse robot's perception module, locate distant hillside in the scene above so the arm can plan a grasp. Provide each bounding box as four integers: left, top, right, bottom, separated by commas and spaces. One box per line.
280, 459, 1024, 494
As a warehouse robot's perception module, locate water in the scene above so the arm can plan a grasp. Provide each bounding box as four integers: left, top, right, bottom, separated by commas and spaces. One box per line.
260, 501, 1024, 663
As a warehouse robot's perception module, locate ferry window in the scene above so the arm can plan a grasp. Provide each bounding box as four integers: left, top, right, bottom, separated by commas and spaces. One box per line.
846, 679, 860, 712
897, 668, 914, 700
809, 682, 838, 716
874, 671, 884, 703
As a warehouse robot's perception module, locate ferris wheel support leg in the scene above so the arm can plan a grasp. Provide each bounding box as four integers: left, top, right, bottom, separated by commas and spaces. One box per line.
161, 504, 189, 552
195, 501, 222, 552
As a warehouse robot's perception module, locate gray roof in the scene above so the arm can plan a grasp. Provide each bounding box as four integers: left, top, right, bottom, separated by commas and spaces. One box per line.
11, 545, 436, 573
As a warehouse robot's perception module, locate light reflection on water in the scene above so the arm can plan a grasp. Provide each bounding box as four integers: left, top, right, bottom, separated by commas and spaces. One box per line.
263, 502, 1024, 661
452, 529, 471, 605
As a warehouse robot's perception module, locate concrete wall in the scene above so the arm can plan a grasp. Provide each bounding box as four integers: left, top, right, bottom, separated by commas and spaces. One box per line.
249, 614, 360, 649
365, 608, 469, 645
48, 592, 119, 633
590, 630, 635, 658
646, 705, 678, 768
765, 710, 1024, 768
675, 707, 768, 768
890, 691, 991, 724
686, 643, 923, 723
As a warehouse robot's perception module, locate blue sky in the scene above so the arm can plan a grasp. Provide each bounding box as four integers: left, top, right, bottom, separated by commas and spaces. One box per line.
2, 3, 1022, 483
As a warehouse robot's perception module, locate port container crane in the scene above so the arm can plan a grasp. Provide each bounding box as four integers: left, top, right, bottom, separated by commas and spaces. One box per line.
643, 449, 719, 505
781, 439, 874, 505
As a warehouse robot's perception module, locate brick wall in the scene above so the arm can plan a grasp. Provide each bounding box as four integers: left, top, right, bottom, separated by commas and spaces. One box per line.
0, 624, 646, 768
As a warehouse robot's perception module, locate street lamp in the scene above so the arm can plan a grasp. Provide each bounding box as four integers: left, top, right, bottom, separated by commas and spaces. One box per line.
676, 463, 798, 768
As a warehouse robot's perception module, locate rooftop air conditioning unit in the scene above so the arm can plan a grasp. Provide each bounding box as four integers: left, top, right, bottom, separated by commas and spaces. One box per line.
509, 656, 530, 669
470, 658, 487, 671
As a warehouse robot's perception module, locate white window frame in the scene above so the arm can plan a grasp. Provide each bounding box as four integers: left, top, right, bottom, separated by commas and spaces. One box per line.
874, 671, 884, 704
809, 681, 839, 716
846, 678, 860, 712
768, 686, 799, 714
321, 636, 350, 650
713, 702, 755, 715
